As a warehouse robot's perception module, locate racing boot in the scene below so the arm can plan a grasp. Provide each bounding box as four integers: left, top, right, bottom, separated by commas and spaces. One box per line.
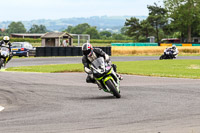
116, 73, 123, 80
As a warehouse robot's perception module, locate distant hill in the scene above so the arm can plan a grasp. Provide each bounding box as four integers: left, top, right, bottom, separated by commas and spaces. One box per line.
0, 16, 147, 33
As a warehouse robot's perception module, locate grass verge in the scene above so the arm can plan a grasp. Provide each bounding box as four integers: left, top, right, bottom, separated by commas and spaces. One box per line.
6, 59, 200, 79
7, 64, 84, 73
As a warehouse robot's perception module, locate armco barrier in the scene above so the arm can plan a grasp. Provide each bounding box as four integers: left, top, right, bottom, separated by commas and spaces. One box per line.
36, 47, 111, 57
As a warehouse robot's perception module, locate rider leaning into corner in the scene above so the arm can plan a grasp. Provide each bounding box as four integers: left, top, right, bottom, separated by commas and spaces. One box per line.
164, 44, 179, 58
0, 36, 13, 63
82, 43, 123, 84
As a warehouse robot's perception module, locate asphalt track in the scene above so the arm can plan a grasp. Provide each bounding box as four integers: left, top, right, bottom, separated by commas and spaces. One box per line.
0, 56, 200, 133
6, 56, 200, 68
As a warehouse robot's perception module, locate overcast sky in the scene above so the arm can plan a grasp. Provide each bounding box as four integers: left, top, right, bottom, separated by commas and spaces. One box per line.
0, 0, 162, 21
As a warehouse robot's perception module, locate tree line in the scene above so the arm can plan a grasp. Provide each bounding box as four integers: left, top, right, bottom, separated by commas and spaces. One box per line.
63, 23, 132, 40
124, 0, 200, 43
1, 0, 199, 42
0, 22, 48, 36
0, 22, 132, 40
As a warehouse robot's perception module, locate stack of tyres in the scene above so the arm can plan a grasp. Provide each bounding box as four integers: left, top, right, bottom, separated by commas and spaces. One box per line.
58, 47, 66, 56
52, 47, 59, 56
45, 47, 52, 56
36, 46, 111, 56
65, 47, 72, 56
77, 47, 82, 56
36, 47, 45, 57
108, 47, 111, 55
71, 47, 78, 56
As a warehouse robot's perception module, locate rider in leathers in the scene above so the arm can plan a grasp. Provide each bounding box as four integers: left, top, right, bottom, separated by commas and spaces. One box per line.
82, 43, 122, 84
0, 36, 13, 63
164, 45, 179, 58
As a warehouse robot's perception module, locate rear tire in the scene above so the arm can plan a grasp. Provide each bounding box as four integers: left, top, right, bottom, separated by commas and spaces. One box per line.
105, 79, 121, 98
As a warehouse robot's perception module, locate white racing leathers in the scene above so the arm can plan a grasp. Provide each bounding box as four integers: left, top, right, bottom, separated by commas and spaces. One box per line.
164, 48, 179, 58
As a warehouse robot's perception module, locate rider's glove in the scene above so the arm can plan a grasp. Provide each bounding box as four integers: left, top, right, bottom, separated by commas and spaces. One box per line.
105, 54, 110, 62
108, 61, 112, 66
84, 67, 92, 74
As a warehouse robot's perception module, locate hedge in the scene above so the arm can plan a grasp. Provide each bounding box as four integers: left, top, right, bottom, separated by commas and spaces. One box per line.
0, 37, 42, 43
90, 39, 134, 43
1, 37, 134, 44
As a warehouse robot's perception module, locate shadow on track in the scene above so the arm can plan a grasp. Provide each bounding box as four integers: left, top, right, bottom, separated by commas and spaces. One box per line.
81, 96, 118, 100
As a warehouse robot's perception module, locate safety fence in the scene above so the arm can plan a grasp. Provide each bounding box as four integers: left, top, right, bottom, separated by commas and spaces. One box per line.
36, 47, 111, 57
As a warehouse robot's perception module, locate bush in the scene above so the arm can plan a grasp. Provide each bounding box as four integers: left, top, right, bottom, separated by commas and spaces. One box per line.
9, 38, 41, 43
6, 37, 133, 44
90, 39, 134, 43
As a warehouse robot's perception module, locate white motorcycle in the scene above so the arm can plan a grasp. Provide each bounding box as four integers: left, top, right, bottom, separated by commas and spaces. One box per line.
0, 47, 10, 69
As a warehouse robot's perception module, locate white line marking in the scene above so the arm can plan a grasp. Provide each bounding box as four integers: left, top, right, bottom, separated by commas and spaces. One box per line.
0, 106, 5, 112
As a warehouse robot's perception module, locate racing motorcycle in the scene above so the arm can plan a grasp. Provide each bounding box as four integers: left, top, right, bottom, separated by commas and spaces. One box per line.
90, 57, 121, 98
159, 50, 177, 60
0, 47, 10, 69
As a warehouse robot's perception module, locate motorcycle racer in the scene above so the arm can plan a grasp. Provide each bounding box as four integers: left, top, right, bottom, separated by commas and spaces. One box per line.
164, 45, 179, 58
0, 36, 13, 63
82, 43, 123, 84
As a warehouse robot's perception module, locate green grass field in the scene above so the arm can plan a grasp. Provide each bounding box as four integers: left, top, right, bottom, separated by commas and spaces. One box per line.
6, 59, 200, 79
115, 60, 200, 79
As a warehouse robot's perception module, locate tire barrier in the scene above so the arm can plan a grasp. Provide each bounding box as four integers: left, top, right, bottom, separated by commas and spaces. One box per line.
36, 47, 111, 57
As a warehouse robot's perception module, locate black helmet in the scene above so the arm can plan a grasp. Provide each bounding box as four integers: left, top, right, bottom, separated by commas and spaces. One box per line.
82, 43, 93, 56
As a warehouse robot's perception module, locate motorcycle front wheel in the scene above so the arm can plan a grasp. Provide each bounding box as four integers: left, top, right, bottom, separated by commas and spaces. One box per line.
0, 58, 3, 69
159, 54, 165, 60
106, 79, 121, 98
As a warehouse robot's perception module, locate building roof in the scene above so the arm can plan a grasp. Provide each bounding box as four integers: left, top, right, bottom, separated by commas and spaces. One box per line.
41, 32, 72, 39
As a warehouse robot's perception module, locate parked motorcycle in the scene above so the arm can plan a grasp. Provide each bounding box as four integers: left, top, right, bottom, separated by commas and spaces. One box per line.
90, 57, 121, 98
0, 47, 10, 69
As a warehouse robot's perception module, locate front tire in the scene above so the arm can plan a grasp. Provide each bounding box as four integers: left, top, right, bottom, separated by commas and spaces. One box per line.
159, 54, 166, 60
0, 59, 3, 69
105, 79, 121, 98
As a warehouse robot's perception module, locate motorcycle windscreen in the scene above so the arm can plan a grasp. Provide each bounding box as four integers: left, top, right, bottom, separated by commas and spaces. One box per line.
1, 47, 9, 56
91, 57, 105, 69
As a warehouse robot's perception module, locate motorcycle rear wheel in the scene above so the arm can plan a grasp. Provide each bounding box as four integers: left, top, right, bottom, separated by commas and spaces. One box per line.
106, 79, 121, 98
